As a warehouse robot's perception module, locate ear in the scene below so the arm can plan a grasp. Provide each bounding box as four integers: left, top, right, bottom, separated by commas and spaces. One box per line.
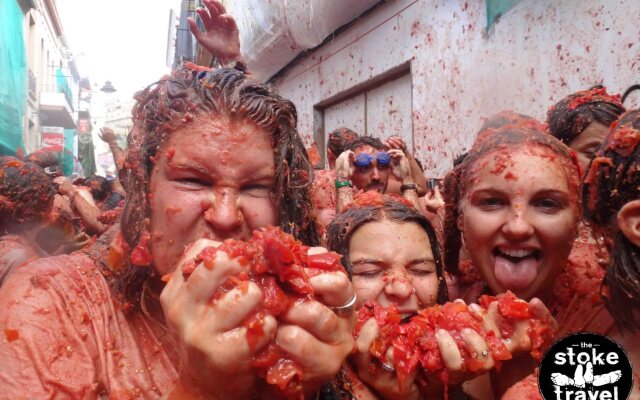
617, 200, 640, 247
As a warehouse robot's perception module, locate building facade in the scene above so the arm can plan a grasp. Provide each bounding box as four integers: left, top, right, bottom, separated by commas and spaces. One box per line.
192, 0, 640, 177
0, 0, 92, 175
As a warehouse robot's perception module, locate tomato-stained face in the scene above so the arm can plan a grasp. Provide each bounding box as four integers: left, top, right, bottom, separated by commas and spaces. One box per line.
568, 121, 610, 174
149, 116, 278, 276
348, 219, 438, 317
350, 145, 391, 193
459, 147, 579, 301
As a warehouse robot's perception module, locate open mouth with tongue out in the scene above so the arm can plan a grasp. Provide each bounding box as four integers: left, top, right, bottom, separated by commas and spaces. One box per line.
493, 247, 541, 292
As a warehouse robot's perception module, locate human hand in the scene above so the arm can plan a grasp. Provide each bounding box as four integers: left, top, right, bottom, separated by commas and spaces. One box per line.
53, 232, 93, 254
384, 136, 408, 154
388, 149, 411, 182
335, 150, 355, 180
353, 313, 495, 400
276, 247, 356, 393
353, 318, 421, 400
53, 176, 75, 196
162, 241, 355, 398
161, 239, 276, 399
188, 0, 240, 64
423, 187, 444, 212
70, 232, 92, 248
98, 127, 117, 146
469, 297, 556, 355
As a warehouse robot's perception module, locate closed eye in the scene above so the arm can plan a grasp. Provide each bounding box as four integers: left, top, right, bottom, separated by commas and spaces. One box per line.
408, 268, 434, 276
175, 177, 210, 187
408, 260, 436, 276
351, 261, 384, 278
241, 183, 273, 198
353, 269, 383, 277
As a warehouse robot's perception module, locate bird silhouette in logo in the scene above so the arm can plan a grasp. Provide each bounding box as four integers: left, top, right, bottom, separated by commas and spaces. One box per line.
551, 362, 622, 388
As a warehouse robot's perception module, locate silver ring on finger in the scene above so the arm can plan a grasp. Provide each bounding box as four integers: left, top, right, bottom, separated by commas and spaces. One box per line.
381, 362, 395, 373
330, 293, 357, 317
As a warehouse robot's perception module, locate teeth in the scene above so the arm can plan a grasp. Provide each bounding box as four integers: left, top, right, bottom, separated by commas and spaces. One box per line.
498, 248, 535, 258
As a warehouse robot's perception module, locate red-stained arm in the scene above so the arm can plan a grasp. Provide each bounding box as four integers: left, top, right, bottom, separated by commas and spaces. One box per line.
71, 189, 107, 235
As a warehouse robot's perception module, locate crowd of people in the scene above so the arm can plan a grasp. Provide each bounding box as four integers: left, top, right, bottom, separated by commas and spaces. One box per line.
0, 1, 638, 399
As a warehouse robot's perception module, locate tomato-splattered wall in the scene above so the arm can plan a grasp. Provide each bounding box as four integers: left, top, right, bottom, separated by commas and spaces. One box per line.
273, 0, 640, 177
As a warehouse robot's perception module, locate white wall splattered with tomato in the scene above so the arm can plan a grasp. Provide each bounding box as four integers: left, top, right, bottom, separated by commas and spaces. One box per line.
273, 0, 640, 177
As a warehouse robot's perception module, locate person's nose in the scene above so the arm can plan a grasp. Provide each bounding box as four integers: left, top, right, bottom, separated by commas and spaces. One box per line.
203, 189, 244, 233
371, 165, 380, 181
383, 271, 414, 302
501, 208, 534, 241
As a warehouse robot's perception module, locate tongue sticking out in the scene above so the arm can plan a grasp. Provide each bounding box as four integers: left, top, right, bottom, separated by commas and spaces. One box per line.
494, 254, 538, 291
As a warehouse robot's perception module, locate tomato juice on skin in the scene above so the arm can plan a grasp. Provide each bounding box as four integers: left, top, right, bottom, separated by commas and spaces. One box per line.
460, 147, 579, 301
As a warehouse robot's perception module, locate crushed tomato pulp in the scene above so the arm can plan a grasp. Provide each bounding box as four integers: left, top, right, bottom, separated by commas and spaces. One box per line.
355, 291, 556, 387
183, 227, 343, 399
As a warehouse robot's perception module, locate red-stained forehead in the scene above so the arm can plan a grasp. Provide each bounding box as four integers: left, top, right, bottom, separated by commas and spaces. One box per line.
353, 145, 377, 155
460, 131, 582, 208
347, 191, 413, 210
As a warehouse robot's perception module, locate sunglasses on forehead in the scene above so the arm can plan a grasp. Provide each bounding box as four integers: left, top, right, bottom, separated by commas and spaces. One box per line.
353, 152, 391, 168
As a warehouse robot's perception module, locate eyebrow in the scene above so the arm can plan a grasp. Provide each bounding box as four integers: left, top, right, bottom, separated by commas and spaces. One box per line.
350, 258, 384, 266
531, 189, 571, 201
470, 187, 504, 196
473, 187, 568, 196
408, 257, 436, 265
166, 160, 211, 176
247, 173, 275, 182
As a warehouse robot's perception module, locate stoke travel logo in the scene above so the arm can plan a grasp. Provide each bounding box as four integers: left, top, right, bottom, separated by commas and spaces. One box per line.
539, 333, 633, 400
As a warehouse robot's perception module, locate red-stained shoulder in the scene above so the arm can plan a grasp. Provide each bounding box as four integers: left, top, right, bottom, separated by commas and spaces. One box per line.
0, 254, 177, 398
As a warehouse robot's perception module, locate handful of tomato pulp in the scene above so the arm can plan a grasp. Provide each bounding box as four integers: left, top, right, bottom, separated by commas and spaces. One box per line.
182, 227, 344, 400
355, 291, 556, 386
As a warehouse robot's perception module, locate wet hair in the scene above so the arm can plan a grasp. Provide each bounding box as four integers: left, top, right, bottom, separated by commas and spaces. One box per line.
547, 86, 625, 144
583, 110, 640, 332
82, 175, 111, 201
118, 65, 318, 305
346, 136, 385, 152
452, 112, 546, 169
327, 127, 359, 159
326, 192, 448, 304
0, 156, 56, 232
453, 152, 468, 167
26, 150, 60, 169
478, 110, 545, 133
443, 126, 581, 276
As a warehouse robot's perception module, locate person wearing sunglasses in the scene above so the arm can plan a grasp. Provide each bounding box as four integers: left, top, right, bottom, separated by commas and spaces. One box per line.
335, 136, 423, 213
